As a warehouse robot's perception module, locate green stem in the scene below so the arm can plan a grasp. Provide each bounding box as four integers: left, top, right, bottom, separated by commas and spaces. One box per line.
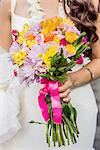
62, 118, 70, 145
63, 115, 76, 144
46, 123, 50, 147
59, 125, 66, 146
56, 124, 62, 147
53, 124, 57, 146
67, 103, 79, 136
29, 120, 46, 125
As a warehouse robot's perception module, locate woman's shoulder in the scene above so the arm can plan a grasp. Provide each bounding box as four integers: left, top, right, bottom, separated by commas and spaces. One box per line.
92, 0, 100, 12
0, 0, 11, 23
0, 0, 12, 50
0, 0, 11, 16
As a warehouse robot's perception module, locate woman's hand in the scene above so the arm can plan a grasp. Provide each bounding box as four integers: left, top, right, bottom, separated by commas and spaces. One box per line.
59, 76, 73, 102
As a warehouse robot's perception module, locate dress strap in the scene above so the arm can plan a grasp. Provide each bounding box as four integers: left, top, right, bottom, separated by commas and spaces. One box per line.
11, 0, 16, 14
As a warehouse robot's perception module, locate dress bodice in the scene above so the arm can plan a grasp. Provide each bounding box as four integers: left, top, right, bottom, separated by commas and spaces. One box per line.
11, 0, 66, 31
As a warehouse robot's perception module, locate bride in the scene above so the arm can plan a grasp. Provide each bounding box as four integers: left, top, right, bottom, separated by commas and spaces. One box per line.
0, 0, 100, 149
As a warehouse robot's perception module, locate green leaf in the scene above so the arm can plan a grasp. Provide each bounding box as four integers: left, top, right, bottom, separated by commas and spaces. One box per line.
57, 74, 67, 83
41, 74, 50, 79
73, 32, 86, 46
58, 67, 67, 72
66, 61, 76, 71
50, 67, 56, 72
74, 53, 81, 60
76, 43, 91, 55
75, 43, 84, 51
51, 54, 62, 66
50, 76, 57, 81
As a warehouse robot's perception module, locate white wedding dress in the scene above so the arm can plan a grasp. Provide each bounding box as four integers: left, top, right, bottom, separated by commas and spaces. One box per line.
0, 0, 98, 150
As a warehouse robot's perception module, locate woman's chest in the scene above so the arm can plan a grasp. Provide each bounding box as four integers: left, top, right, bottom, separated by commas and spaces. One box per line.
11, 0, 66, 31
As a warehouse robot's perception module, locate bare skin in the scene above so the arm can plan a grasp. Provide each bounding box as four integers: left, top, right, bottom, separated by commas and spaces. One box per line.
0, 0, 12, 50
0, 0, 100, 102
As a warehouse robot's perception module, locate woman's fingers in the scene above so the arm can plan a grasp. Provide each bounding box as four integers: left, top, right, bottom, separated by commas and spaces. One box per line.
63, 95, 71, 102
58, 76, 73, 102
59, 89, 70, 98
59, 88, 71, 103
59, 77, 72, 93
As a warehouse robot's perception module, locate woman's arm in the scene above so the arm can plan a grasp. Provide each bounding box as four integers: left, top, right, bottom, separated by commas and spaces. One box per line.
69, 12, 100, 86
0, 0, 12, 50
59, 42, 100, 101
59, 13, 100, 101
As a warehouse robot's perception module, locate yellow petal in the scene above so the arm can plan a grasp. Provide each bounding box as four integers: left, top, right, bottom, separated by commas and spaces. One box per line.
53, 35, 60, 44
66, 32, 79, 43
66, 44, 76, 55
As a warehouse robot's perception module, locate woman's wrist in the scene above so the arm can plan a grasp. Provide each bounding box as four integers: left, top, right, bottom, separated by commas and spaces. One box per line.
68, 73, 77, 88
68, 67, 95, 88
83, 67, 95, 81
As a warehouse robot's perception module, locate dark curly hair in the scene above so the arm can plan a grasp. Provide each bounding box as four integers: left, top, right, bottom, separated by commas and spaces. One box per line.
98, 0, 100, 12
61, 0, 99, 45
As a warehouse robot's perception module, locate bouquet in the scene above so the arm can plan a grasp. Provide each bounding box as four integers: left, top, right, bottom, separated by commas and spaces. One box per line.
10, 17, 91, 147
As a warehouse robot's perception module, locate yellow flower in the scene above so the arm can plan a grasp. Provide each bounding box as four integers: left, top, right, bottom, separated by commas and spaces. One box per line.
42, 45, 57, 69
66, 44, 76, 55
65, 32, 79, 43
46, 45, 57, 57
23, 23, 30, 31
62, 18, 75, 26
19, 24, 30, 37
17, 24, 30, 44
40, 17, 75, 36
26, 40, 37, 48
41, 17, 62, 35
53, 35, 60, 44
12, 50, 28, 67
20, 24, 30, 36
43, 54, 51, 69
17, 35, 25, 44
38, 53, 43, 58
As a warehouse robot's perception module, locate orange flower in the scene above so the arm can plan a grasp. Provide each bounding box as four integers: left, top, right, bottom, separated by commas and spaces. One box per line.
44, 34, 54, 43
27, 34, 35, 41
41, 17, 62, 35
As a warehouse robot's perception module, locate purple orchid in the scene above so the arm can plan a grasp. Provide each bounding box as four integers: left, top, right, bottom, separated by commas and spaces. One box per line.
28, 44, 49, 63
25, 23, 41, 37
62, 24, 80, 35
10, 42, 21, 53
